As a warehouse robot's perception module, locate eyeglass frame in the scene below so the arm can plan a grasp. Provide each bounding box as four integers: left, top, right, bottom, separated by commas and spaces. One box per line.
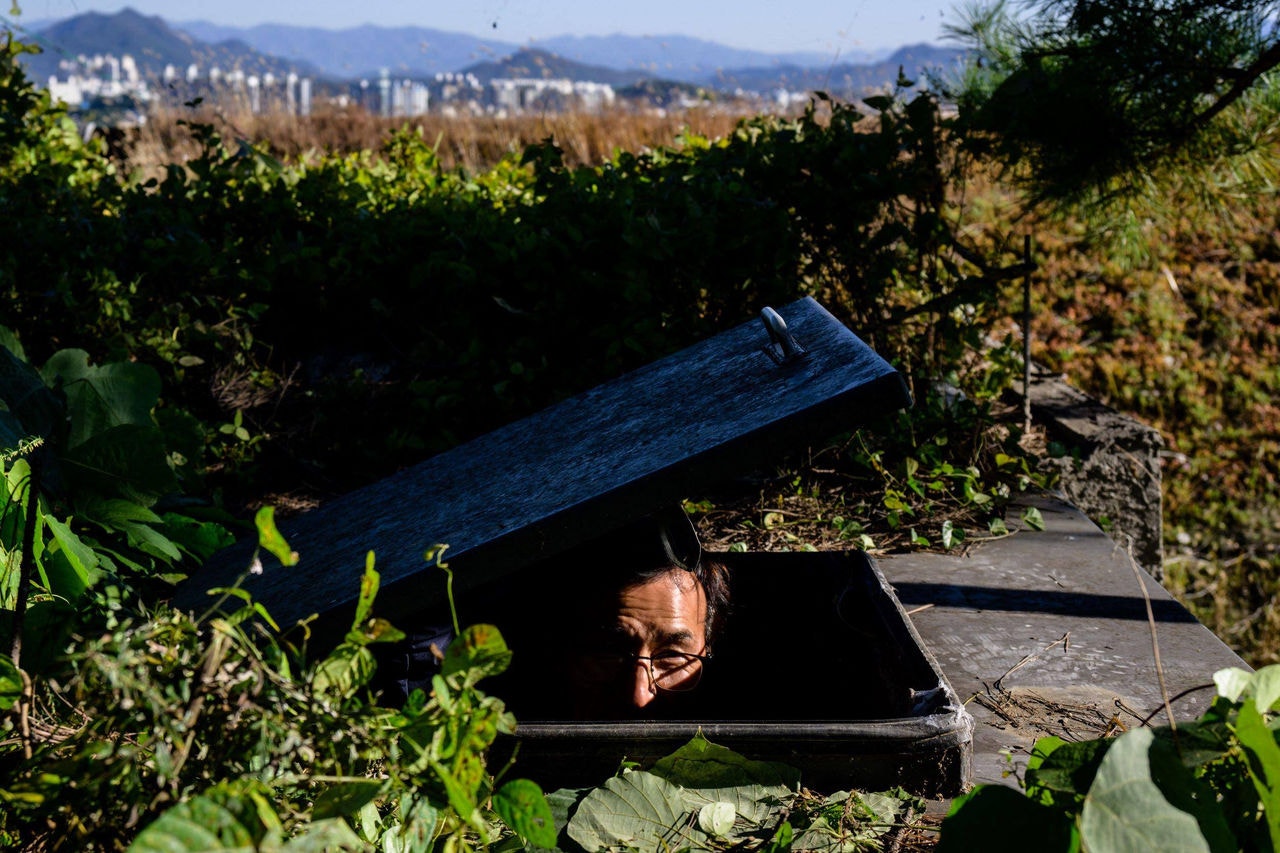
579, 648, 712, 694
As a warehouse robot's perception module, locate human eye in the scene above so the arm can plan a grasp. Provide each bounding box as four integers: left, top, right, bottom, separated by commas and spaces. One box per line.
650, 650, 697, 672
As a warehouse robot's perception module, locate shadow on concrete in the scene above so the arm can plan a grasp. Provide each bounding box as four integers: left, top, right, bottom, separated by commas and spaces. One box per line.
891, 582, 1198, 623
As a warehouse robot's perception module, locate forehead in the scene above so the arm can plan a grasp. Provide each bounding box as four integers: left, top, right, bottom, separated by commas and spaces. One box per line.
611, 571, 707, 642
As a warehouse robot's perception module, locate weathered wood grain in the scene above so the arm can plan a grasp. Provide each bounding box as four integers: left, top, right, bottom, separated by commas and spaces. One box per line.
172, 297, 911, 637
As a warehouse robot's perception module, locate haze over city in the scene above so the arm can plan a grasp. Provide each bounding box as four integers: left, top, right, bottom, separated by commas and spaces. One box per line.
9, 0, 959, 55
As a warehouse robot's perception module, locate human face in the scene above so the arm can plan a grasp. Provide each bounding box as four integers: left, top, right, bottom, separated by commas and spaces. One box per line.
569, 570, 708, 719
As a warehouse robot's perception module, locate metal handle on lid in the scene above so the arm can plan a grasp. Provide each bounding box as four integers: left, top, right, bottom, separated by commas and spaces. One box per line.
760, 306, 807, 365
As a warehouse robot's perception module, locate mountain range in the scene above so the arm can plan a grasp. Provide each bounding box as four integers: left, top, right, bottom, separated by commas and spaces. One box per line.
17, 9, 315, 83
12, 8, 966, 98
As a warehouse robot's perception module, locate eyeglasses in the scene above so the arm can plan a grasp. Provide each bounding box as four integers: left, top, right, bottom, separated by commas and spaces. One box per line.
581, 649, 711, 693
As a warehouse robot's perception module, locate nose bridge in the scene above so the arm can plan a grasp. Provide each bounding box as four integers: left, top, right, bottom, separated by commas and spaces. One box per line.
630, 656, 657, 708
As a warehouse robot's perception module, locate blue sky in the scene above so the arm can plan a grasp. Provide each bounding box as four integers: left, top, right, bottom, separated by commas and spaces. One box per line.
14, 0, 961, 54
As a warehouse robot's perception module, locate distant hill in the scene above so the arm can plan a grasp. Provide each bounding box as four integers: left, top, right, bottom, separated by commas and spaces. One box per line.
175, 21, 880, 84
18, 8, 315, 82
178, 20, 517, 80
709, 44, 966, 97
458, 48, 654, 88
523, 33, 864, 82
11, 9, 963, 102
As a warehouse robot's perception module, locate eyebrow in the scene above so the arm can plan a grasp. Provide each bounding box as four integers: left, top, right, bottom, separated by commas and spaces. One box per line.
652, 628, 696, 648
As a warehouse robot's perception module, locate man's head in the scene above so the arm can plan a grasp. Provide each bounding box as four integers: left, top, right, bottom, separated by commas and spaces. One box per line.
559, 511, 730, 719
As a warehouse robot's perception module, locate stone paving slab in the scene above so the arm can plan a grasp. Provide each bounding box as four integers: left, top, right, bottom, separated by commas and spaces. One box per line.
876, 491, 1249, 790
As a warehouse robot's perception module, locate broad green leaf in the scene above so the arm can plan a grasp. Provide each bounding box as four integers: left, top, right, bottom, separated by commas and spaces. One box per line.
1079, 727, 1233, 853
0, 657, 23, 712
76, 496, 163, 526
381, 794, 439, 853
61, 424, 178, 504
937, 785, 1077, 853
1213, 667, 1252, 702
1234, 702, 1280, 848
41, 350, 161, 450
313, 779, 384, 820
441, 623, 512, 683
430, 759, 478, 825
567, 771, 702, 853
254, 506, 298, 567
280, 818, 365, 852
650, 731, 801, 791
160, 513, 236, 561
117, 519, 183, 563
764, 821, 794, 852
349, 617, 406, 646
129, 781, 284, 852
43, 515, 101, 596
0, 346, 62, 442
697, 801, 736, 837
649, 732, 799, 826
1025, 737, 1112, 809
311, 642, 376, 700
1252, 665, 1280, 713
1021, 506, 1046, 531
0, 326, 26, 361
493, 778, 558, 848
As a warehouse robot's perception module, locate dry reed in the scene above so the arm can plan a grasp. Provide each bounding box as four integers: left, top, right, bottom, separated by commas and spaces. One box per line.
119, 103, 771, 177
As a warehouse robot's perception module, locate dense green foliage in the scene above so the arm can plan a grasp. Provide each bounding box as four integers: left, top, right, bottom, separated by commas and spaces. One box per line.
0, 31, 1036, 532
0, 538, 557, 851
13, 0, 1280, 842
946, 0, 1280, 214
940, 665, 1280, 852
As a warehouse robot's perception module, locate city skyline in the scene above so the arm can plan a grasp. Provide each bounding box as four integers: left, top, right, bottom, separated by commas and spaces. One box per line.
9, 0, 962, 55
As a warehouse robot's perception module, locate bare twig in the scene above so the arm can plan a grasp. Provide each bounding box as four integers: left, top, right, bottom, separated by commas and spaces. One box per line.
1120, 533, 1177, 733
993, 632, 1071, 691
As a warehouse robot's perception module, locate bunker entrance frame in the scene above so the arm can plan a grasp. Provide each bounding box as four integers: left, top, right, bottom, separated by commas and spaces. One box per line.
178, 296, 973, 796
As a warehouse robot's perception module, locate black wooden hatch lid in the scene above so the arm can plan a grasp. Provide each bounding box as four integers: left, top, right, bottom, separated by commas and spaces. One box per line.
173, 297, 911, 633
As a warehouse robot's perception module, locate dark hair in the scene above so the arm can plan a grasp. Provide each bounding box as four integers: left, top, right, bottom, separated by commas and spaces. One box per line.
563, 510, 731, 649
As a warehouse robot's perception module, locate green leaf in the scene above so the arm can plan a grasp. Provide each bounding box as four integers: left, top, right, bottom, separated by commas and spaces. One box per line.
311, 642, 376, 700
441, 623, 512, 683
117, 519, 184, 563
41, 350, 161, 450
1025, 737, 1112, 810
129, 781, 284, 852
77, 496, 164, 526
160, 513, 236, 562
0, 346, 62, 443
938, 785, 1077, 852
567, 771, 700, 853
313, 780, 384, 820
1213, 667, 1252, 702
697, 801, 736, 837
1234, 702, 1280, 849
43, 515, 102, 597
1251, 664, 1280, 713
61, 424, 178, 505
382, 794, 439, 853
493, 778, 558, 848
352, 551, 379, 630
1021, 506, 1046, 531
0, 657, 23, 712
279, 818, 365, 852
254, 506, 298, 567
649, 732, 799, 827
1079, 727, 1234, 853
430, 759, 478, 825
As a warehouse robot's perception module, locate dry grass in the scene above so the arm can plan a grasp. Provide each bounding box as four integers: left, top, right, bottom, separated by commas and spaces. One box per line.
118, 104, 764, 177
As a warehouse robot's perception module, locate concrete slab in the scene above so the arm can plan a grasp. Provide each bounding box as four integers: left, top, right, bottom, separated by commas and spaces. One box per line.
876, 491, 1249, 789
